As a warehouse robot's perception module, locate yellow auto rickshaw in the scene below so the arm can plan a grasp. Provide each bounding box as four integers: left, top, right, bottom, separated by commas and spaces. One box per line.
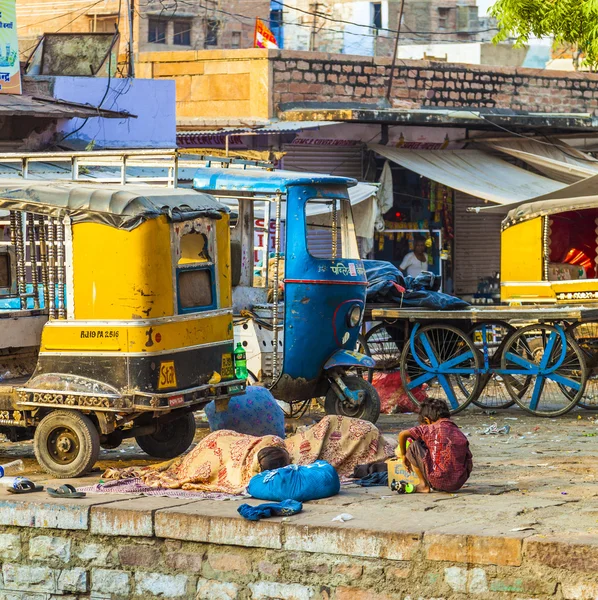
502, 196, 598, 304
0, 182, 244, 477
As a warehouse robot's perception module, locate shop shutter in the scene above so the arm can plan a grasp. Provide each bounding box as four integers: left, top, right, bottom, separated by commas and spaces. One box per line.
453, 191, 503, 297
282, 144, 364, 179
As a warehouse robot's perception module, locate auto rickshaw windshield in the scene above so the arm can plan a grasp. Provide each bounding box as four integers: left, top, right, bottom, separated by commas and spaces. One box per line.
305, 197, 360, 260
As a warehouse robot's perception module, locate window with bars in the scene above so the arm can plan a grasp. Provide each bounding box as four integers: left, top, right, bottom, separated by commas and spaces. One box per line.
148, 18, 167, 43
173, 20, 192, 46
204, 19, 219, 46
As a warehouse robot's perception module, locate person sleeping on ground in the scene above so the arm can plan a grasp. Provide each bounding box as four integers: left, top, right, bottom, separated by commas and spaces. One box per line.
102, 415, 395, 494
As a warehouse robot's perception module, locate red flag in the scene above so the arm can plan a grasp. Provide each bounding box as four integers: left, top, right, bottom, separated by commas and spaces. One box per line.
254, 18, 279, 49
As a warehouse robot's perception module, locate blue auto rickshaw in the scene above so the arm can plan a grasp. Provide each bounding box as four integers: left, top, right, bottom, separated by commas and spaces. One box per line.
193, 168, 380, 423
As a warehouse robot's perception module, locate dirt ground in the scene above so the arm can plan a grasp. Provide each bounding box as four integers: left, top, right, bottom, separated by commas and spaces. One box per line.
2, 406, 598, 536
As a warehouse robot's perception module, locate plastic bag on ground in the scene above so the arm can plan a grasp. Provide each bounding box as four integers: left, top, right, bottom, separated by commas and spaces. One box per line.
372, 371, 424, 414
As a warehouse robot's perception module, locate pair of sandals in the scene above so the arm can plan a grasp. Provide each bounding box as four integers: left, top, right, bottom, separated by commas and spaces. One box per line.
7, 480, 85, 498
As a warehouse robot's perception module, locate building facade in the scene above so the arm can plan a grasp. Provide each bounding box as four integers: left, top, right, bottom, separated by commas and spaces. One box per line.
278, 0, 489, 56
16, 0, 270, 61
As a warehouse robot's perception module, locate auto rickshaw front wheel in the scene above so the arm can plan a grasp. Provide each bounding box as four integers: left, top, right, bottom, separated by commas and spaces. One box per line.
324, 375, 381, 424
135, 413, 196, 459
34, 410, 100, 478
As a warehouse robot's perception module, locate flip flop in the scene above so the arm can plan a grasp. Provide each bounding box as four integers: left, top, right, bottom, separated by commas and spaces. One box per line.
47, 484, 86, 499
6, 479, 44, 494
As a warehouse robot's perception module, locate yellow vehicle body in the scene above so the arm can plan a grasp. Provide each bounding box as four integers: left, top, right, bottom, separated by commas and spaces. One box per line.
501, 198, 598, 304
0, 182, 243, 477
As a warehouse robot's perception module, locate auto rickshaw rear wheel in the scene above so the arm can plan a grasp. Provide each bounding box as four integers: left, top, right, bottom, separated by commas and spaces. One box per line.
34, 410, 100, 478
324, 375, 381, 424
135, 413, 196, 459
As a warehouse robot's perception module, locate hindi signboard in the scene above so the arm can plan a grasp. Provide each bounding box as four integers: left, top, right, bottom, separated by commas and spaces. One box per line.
0, 0, 20, 94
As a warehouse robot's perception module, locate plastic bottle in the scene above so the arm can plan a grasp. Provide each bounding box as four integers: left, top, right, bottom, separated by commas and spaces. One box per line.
234, 342, 248, 380
0, 459, 24, 478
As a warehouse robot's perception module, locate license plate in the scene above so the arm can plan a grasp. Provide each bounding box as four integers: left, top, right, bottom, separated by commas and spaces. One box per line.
221, 353, 233, 379
168, 395, 184, 407
158, 361, 177, 390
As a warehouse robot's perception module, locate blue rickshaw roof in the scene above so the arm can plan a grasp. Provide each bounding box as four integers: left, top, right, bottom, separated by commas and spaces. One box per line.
192, 168, 358, 194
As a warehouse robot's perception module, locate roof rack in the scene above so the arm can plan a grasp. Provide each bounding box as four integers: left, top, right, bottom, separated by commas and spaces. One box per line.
0, 149, 274, 188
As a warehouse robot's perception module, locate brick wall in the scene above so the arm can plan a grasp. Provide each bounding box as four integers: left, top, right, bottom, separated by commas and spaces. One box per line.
0, 501, 596, 599
272, 51, 598, 115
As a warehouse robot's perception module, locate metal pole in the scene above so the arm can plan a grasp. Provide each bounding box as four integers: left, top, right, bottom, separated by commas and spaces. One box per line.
310, 1, 319, 52
27, 214, 40, 310
46, 218, 56, 320
55, 218, 66, 319
271, 192, 282, 381
38, 219, 50, 314
385, 0, 406, 103
14, 212, 27, 309
127, 0, 135, 78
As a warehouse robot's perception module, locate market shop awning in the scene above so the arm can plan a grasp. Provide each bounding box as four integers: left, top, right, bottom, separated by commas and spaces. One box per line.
0, 94, 135, 119
471, 170, 598, 215
368, 144, 566, 205
478, 137, 598, 184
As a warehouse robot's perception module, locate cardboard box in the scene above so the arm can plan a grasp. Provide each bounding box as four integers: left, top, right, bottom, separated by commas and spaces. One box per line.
387, 457, 420, 489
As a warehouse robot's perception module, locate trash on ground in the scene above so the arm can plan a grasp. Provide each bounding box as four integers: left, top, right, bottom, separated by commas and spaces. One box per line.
482, 424, 510, 435
332, 513, 354, 522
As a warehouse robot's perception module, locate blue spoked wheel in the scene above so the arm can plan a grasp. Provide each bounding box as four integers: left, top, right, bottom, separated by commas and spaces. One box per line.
400, 323, 482, 414
500, 324, 587, 417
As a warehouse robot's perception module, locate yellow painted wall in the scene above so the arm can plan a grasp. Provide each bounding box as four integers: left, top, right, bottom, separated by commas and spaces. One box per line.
501, 218, 543, 283
71, 216, 175, 320
136, 49, 274, 121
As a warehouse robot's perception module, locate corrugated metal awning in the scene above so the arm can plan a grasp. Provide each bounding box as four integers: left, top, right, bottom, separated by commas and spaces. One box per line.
369, 144, 566, 205
177, 121, 340, 138
0, 95, 134, 119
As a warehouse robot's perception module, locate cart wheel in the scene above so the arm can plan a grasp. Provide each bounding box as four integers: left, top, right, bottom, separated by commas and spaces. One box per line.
469, 322, 517, 410
324, 375, 381, 424
400, 323, 482, 414
500, 324, 587, 417
363, 323, 404, 380
567, 321, 598, 410
34, 410, 100, 478
136, 413, 196, 459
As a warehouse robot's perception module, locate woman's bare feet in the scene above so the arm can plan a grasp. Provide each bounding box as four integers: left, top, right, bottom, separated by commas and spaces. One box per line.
415, 483, 431, 493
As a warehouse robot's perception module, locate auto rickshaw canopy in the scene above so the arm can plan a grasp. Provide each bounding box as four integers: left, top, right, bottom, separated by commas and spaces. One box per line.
0, 182, 228, 230
503, 195, 598, 231
192, 167, 357, 194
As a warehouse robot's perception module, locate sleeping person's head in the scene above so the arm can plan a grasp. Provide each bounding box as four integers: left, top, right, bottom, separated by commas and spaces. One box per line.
257, 446, 291, 472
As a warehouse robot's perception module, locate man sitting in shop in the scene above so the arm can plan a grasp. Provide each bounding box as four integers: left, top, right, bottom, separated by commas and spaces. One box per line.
400, 235, 428, 278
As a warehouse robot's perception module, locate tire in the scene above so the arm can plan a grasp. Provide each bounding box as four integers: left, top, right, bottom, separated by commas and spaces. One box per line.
135, 413, 196, 459
567, 321, 598, 410
324, 375, 381, 424
34, 410, 100, 478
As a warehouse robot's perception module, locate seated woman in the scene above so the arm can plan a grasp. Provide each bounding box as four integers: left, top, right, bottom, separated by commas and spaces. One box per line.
103, 415, 395, 494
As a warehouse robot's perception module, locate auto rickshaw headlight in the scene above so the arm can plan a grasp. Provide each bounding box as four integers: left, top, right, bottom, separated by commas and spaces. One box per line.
348, 304, 362, 328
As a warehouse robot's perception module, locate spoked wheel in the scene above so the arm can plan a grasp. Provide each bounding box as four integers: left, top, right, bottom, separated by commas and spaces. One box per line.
400, 323, 482, 414
500, 324, 587, 417
363, 323, 404, 382
469, 322, 517, 410
567, 321, 598, 410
